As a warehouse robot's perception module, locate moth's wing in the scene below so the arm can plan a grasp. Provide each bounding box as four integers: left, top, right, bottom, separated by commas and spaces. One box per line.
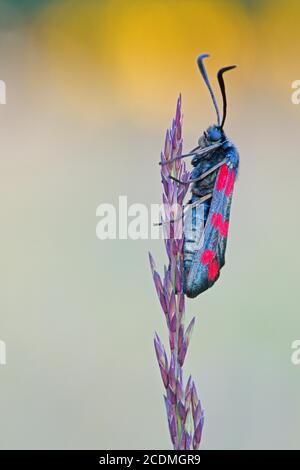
185, 163, 236, 298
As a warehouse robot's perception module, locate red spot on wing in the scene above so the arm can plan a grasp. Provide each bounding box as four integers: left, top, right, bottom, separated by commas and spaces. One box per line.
201, 249, 215, 265
211, 212, 222, 228
208, 259, 219, 281
211, 212, 229, 238
225, 170, 235, 196
216, 164, 228, 191
220, 220, 229, 237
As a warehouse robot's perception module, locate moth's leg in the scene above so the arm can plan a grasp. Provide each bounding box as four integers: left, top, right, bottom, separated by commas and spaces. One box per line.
159, 141, 225, 166
169, 159, 227, 185
197, 160, 227, 182
183, 194, 212, 229
185, 193, 212, 210
153, 194, 212, 226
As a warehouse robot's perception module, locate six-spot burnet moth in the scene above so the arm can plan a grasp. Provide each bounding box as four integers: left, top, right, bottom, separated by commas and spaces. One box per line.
161, 53, 239, 298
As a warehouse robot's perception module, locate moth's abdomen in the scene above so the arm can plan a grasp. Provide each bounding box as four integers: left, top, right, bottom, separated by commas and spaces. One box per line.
183, 198, 206, 271
183, 196, 211, 297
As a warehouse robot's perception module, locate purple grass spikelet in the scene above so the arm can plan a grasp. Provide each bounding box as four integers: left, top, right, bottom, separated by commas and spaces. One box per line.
149, 95, 204, 449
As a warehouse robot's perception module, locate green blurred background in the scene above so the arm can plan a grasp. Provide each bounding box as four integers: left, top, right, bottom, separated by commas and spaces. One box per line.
0, 0, 300, 449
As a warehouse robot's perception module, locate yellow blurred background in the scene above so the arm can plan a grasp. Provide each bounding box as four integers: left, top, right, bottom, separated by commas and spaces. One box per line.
0, 0, 300, 449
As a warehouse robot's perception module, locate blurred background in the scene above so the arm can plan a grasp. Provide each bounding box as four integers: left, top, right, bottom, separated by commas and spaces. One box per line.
0, 0, 300, 449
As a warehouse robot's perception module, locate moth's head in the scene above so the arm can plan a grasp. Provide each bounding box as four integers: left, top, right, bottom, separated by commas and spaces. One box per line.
196, 54, 236, 146
198, 125, 225, 148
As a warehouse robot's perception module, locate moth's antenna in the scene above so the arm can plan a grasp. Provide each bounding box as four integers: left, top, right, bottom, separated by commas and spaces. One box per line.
217, 65, 236, 128
197, 54, 220, 126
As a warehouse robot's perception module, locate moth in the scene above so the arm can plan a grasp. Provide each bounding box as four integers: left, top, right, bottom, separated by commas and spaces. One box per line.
162, 54, 239, 298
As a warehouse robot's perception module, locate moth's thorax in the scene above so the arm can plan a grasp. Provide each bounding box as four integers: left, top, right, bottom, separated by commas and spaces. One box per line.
190, 150, 225, 196
191, 125, 227, 167
190, 133, 239, 197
